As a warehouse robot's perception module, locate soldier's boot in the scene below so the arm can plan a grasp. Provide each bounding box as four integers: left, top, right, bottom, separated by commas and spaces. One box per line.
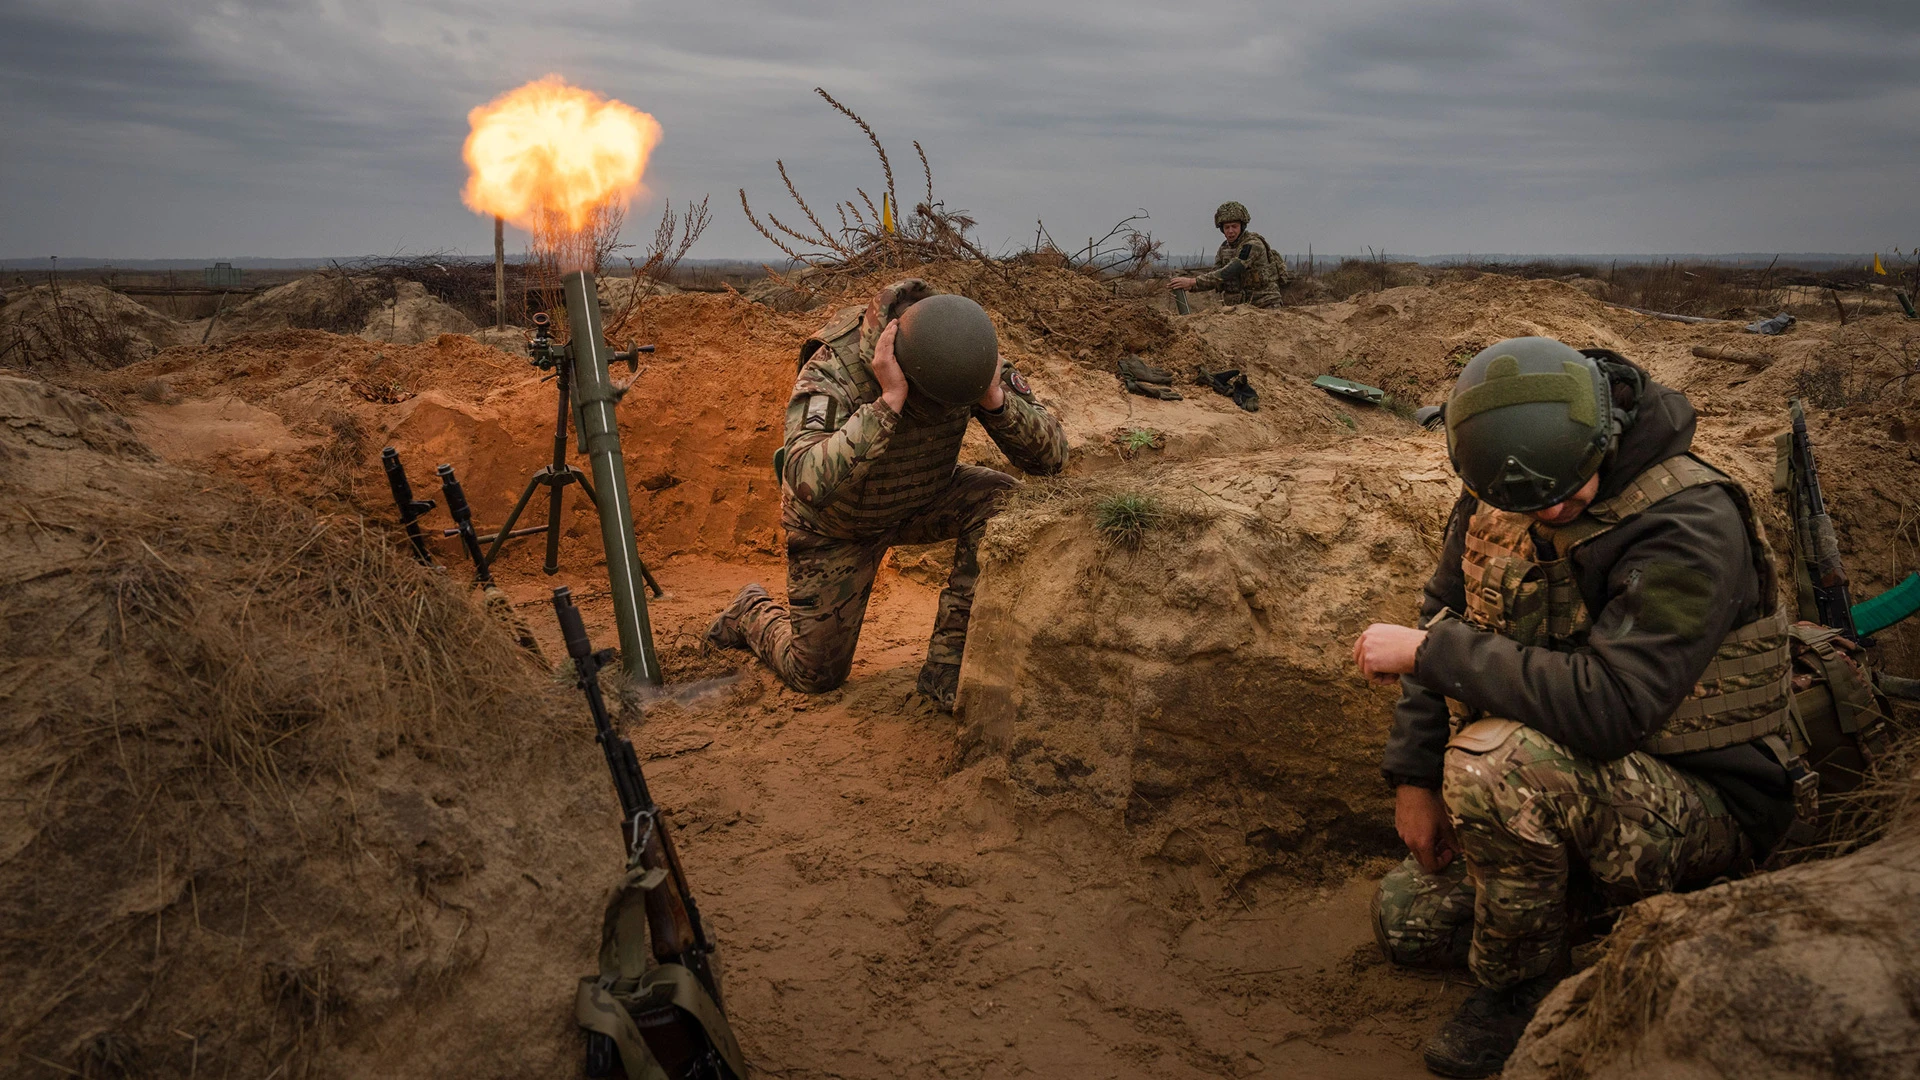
1420, 971, 1560, 1078
915, 660, 960, 713
705, 583, 772, 650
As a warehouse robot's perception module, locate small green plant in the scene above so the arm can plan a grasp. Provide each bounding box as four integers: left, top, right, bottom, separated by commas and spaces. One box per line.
1094, 492, 1163, 547
1446, 342, 1482, 365
1337, 411, 1356, 430
1121, 427, 1162, 454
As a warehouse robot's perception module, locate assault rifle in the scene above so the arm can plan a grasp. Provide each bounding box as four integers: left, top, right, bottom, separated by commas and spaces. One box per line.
1781, 400, 1920, 640
1783, 399, 1859, 638
381, 447, 435, 565
553, 587, 743, 1080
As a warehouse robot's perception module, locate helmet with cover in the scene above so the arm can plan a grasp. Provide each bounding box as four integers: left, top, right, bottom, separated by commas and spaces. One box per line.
894, 294, 999, 406
1446, 337, 1612, 512
1213, 201, 1250, 229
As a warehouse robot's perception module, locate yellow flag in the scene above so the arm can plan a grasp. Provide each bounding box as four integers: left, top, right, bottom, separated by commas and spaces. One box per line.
1873, 253, 1887, 275
882, 194, 894, 235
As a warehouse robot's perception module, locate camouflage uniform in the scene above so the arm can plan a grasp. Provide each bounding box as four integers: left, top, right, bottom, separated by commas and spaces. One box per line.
1375, 722, 1748, 985
1373, 369, 1795, 991
721, 279, 1067, 694
1191, 230, 1290, 308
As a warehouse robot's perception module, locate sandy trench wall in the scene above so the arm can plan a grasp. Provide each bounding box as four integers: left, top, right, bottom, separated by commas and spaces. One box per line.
957, 438, 1463, 877
80, 292, 822, 566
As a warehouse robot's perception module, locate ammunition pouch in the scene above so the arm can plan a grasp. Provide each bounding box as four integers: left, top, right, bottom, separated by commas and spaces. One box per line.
1785, 622, 1893, 808
576, 863, 746, 1080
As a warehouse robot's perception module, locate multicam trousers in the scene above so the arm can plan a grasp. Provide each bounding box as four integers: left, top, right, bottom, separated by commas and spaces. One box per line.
1373, 721, 1749, 989
736, 464, 1016, 693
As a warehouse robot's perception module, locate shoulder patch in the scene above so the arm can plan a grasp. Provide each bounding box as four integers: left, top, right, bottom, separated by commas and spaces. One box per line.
802, 394, 838, 432
1006, 368, 1033, 398
1636, 561, 1716, 639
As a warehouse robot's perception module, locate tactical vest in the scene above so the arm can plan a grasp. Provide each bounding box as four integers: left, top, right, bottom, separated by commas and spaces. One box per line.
1448, 454, 1793, 756
783, 306, 976, 538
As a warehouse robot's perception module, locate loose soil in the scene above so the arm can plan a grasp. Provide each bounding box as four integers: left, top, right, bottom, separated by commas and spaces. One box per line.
5, 265, 1918, 1078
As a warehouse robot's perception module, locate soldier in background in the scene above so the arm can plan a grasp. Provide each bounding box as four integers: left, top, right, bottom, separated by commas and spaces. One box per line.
706, 279, 1067, 711
1352, 338, 1798, 1077
1167, 201, 1291, 309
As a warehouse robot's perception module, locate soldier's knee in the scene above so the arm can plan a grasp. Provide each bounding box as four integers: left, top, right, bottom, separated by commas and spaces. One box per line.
1442, 721, 1545, 829
785, 667, 849, 695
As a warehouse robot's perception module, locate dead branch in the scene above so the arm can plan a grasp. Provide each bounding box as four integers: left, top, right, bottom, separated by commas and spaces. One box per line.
778, 161, 844, 253
815, 87, 896, 227
739, 189, 807, 262
914, 141, 933, 208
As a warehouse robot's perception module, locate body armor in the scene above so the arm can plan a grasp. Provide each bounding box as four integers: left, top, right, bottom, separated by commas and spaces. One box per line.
1448, 455, 1792, 756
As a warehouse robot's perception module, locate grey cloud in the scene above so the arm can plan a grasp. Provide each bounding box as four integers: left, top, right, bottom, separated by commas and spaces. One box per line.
2, 0, 1917, 260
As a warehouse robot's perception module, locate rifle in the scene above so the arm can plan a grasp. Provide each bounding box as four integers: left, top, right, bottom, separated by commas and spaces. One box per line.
1785, 400, 1858, 637
553, 587, 742, 1080
437, 464, 543, 657
381, 447, 435, 565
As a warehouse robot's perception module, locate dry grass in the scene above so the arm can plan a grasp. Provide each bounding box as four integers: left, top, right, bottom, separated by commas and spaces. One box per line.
0, 276, 151, 370
1, 448, 573, 1074
1002, 473, 1216, 553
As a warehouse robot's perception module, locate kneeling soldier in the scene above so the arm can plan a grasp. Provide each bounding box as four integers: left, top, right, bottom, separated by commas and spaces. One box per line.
707, 280, 1067, 711
1353, 337, 1798, 1077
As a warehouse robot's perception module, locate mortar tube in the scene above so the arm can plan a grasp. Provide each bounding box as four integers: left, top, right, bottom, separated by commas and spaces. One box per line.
562, 269, 662, 685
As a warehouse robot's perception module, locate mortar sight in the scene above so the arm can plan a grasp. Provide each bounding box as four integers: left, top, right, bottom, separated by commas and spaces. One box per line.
528, 310, 558, 370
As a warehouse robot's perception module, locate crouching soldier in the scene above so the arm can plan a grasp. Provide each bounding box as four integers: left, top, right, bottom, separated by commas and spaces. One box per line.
1352, 337, 1799, 1077
1166, 201, 1291, 309
707, 279, 1068, 711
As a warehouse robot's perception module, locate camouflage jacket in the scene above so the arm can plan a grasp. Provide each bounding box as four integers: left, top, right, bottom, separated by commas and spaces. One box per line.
1192, 230, 1290, 307
781, 280, 1068, 540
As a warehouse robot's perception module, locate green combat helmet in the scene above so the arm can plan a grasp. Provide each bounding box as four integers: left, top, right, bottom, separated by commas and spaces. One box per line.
1446, 336, 1613, 512
895, 294, 999, 406
1214, 201, 1250, 229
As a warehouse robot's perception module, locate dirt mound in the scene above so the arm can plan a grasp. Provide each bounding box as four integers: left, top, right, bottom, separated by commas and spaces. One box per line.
0, 282, 192, 372
358, 279, 477, 344
1508, 814, 1920, 1079
206, 273, 382, 340
0, 374, 633, 1078
207, 274, 477, 345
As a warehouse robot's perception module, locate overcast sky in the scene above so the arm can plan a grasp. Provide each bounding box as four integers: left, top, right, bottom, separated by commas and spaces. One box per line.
3, 0, 1916, 261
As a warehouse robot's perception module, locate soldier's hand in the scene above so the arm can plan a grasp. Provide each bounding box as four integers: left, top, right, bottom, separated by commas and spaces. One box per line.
872, 322, 909, 412
1168, 276, 1198, 292
1353, 623, 1426, 685
978, 355, 1006, 410
1396, 784, 1459, 873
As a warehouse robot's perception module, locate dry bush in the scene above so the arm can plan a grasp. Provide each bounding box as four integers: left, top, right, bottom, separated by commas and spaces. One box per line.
1312, 253, 1432, 300
0, 276, 150, 370
608, 196, 712, 341
739, 87, 996, 287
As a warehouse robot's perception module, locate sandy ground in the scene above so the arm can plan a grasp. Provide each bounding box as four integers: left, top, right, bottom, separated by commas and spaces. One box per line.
463, 547, 1461, 1079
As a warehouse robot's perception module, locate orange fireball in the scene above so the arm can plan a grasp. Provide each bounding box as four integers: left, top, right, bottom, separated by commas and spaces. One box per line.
461, 75, 662, 235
